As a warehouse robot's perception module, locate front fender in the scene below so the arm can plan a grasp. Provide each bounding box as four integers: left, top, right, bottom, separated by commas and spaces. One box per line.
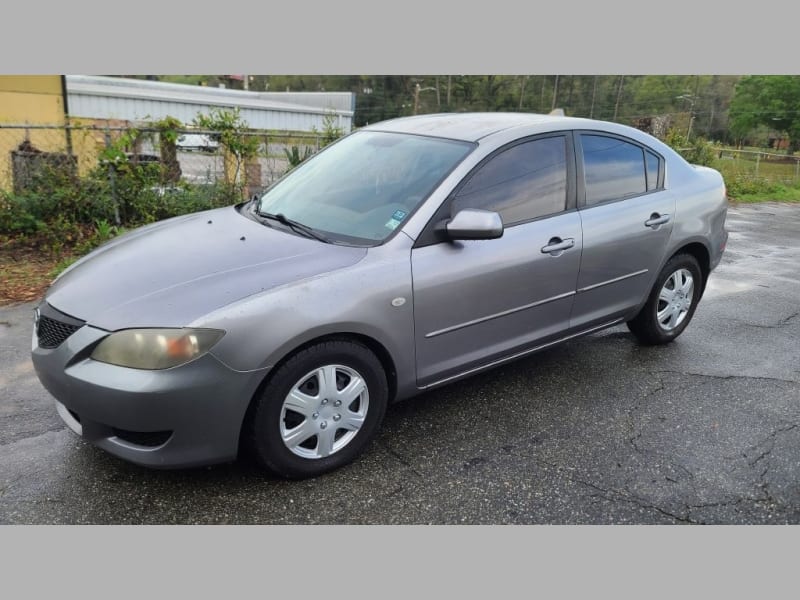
195, 243, 417, 398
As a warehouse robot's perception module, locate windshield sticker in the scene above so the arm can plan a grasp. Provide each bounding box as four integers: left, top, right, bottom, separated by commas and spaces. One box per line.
385, 209, 408, 231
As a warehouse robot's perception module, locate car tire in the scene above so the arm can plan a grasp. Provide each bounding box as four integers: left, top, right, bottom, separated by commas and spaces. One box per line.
244, 340, 388, 479
626, 253, 703, 346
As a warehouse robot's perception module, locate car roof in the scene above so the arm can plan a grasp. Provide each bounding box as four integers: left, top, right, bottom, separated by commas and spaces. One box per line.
362, 112, 577, 142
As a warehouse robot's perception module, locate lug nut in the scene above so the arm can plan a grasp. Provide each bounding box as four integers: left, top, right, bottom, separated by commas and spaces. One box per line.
312, 412, 319, 419
321, 399, 329, 405
333, 414, 341, 422
320, 421, 328, 429
333, 400, 341, 407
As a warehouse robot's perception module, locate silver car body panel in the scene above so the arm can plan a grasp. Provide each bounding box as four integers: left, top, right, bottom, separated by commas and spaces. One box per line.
31, 113, 728, 468
411, 210, 583, 386
570, 189, 677, 330
46, 206, 366, 330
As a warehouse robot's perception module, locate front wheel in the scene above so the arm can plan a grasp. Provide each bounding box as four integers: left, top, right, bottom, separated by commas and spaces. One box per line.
627, 253, 703, 345
244, 340, 388, 479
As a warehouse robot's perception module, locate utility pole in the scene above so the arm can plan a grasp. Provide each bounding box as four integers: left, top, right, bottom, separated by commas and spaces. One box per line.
413, 82, 438, 115
676, 93, 697, 141
519, 75, 528, 110
551, 75, 559, 110
540, 77, 546, 112
447, 75, 452, 108
613, 75, 625, 121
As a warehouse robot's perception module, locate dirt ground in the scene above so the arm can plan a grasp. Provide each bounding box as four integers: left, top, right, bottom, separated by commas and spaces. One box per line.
0, 247, 61, 306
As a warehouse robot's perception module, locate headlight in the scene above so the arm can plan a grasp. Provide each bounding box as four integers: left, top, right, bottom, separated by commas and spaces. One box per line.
91, 328, 225, 370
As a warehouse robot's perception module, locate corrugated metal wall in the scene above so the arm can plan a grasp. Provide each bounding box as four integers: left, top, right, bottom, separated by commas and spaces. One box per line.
65, 76, 354, 132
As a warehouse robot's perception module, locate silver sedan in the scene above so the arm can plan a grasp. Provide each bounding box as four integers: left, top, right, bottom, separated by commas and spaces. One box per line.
31, 113, 728, 478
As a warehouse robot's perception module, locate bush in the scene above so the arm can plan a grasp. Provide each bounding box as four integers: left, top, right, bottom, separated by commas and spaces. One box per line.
665, 129, 717, 167
0, 157, 239, 255
283, 145, 314, 172
313, 111, 345, 148
721, 170, 783, 198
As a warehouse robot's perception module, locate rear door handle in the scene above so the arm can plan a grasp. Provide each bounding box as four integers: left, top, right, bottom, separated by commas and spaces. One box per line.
541, 237, 575, 255
645, 213, 670, 228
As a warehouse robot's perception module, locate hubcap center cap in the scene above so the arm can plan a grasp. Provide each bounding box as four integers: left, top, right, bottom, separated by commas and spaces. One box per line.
318, 400, 337, 420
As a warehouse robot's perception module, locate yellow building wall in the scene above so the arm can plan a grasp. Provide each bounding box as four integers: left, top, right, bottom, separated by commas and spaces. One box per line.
0, 75, 65, 123
0, 75, 69, 191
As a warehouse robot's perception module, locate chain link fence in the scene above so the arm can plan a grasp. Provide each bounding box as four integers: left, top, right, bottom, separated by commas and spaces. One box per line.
713, 147, 800, 184
0, 123, 327, 199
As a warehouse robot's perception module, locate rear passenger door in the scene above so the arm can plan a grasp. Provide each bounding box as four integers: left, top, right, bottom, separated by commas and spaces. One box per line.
570, 132, 675, 330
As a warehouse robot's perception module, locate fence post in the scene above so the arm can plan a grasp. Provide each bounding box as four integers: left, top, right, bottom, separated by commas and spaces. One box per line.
104, 128, 121, 226
796, 159, 799, 182
755, 153, 760, 178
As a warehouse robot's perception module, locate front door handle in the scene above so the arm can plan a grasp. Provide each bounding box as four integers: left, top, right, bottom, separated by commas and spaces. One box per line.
541, 237, 575, 255
645, 213, 670, 228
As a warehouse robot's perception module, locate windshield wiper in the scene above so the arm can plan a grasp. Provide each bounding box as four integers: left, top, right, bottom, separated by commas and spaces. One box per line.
254, 208, 331, 243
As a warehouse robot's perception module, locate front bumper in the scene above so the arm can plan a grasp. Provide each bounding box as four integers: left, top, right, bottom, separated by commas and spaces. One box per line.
31, 319, 268, 468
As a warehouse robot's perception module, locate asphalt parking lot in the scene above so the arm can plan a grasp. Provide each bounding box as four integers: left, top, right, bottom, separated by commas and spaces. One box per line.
1, 202, 798, 524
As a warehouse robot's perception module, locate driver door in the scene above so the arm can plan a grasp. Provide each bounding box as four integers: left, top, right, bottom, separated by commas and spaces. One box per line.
410, 134, 582, 387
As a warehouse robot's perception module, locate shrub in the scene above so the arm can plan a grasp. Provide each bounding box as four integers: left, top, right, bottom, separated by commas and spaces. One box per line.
284, 145, 314, 172
722, 171, 783, 198
665, 129, 717, 167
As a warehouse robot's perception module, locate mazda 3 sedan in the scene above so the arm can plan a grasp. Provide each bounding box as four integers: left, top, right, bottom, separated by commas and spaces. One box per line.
31, 113, 728, 478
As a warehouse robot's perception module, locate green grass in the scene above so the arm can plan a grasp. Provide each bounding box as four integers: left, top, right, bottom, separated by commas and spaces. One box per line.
714, 156, 798, 180
730, 186, 800, 203
710, 154, 800, 202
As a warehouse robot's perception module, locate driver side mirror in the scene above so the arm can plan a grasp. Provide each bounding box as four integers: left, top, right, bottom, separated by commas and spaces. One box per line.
437, 208, 504, 241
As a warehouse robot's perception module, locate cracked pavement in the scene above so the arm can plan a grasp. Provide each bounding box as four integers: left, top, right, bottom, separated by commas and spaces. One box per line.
1, 202, 798, 524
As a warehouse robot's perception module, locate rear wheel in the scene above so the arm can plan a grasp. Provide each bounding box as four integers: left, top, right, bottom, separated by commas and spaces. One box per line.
627, 253, 703, 345
244, 340, 388, 478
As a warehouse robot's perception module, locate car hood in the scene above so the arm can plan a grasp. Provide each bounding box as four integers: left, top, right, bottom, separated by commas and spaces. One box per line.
46, 206, 367, 330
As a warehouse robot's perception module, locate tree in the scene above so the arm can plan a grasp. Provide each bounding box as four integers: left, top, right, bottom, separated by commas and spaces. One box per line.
729, 76, 800, 152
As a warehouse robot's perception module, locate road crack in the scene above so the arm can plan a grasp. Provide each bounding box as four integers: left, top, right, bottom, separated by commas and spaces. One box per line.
527, 454, 700, 524
653, 370, 798, 385
378, 442, 423, 478
739, 311, 800, 330
743, 423, 798, 508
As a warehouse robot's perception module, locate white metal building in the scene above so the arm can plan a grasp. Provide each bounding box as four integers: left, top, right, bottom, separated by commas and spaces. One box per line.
65, 75, 355, 132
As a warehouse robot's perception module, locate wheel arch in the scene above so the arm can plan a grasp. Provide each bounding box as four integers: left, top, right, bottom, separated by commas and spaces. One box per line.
671, 240, 711, 294
238, 331, 399, 455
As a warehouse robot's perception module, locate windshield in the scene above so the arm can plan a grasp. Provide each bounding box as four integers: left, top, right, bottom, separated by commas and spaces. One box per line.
257, 131, 474, 244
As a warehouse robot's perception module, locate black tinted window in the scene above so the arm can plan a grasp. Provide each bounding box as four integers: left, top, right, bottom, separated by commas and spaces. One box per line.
581, 135, 646, 204
645, 150, 660, 191
453, 136, 567, 225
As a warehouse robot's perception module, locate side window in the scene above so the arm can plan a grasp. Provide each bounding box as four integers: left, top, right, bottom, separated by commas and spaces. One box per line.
580, 134, 647, 205
452, 136, 567, 225
645, 150, 660, 191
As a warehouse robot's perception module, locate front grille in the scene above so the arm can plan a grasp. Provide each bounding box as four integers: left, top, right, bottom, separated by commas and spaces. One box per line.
35, 303, 85, 349
111, 428, 173, 447
37, 315, 81, 349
